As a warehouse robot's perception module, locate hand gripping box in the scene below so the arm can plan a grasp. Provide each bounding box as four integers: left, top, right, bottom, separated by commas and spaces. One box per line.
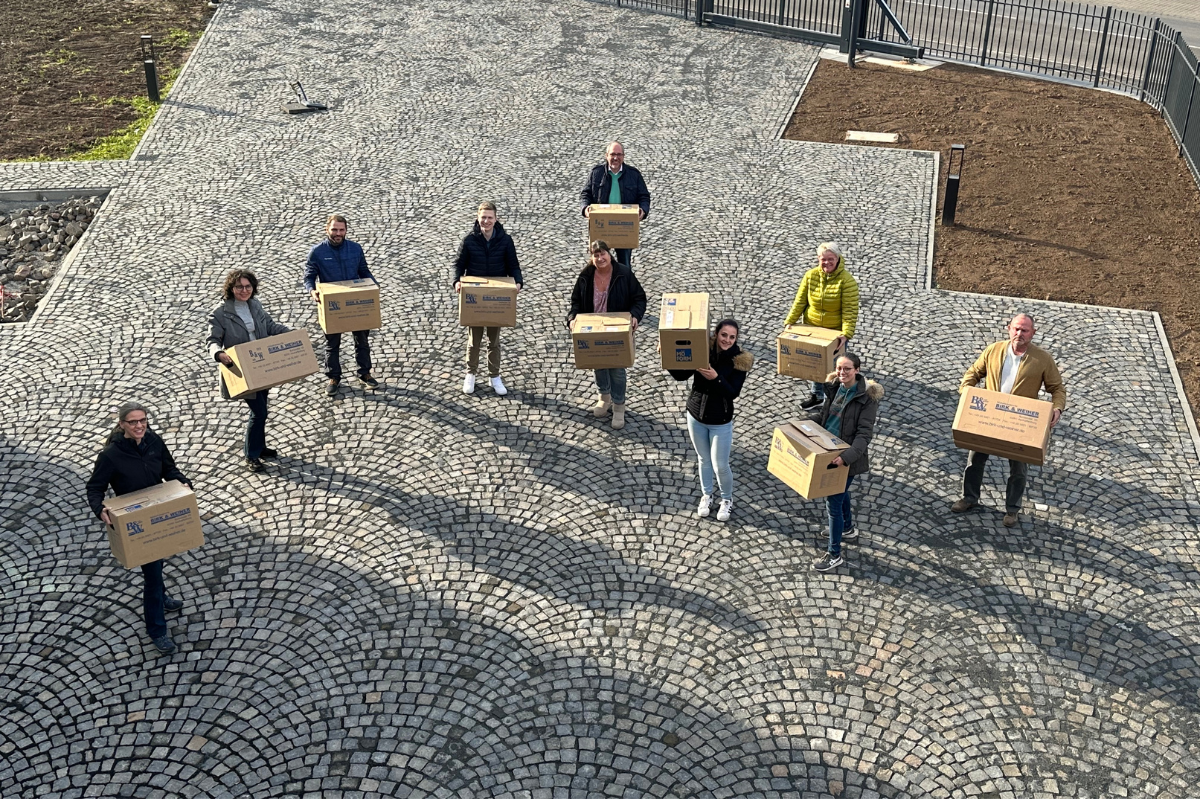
318, 279, 381, 334
659, 293, 710, 371
953, 386, 1054, 465
767, 420, 851, 499
571, 312, 635, 369
219, 330, 320, 400
777, 325, 845, 382
459, 275, 518, 327
587, 204, 640, 250
103, 480, 204, 569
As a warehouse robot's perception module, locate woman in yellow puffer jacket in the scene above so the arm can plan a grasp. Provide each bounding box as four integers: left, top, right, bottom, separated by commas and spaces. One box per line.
783, 242, 860, 408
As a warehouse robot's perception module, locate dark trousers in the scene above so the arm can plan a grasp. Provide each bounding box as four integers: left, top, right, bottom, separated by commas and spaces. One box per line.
615, 249, 633, 270
962, 450, 1029, 513
325, 330, 371, 380
243, 390, 268, 459
141, 559, 167, 638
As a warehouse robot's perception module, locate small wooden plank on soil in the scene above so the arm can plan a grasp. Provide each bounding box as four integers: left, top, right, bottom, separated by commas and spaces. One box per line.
846, 130, 900, 143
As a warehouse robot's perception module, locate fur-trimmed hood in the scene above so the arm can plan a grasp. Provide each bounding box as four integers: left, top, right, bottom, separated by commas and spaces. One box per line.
824, 373, 884, 401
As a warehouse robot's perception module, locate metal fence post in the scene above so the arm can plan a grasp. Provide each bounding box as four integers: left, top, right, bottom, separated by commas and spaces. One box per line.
695, 0, 703, 25
1139, 19, 1161, 104
979, 0, 996, 66
1178, 60, 1200, 157
1092, 6, 1113, 87
1159, 31, 1182, 119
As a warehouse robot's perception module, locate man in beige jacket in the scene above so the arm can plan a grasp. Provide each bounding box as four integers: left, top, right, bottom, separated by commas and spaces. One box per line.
952, 313, 1067, 527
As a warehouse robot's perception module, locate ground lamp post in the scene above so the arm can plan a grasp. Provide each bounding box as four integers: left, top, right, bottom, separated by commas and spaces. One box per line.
141, 35, 160, 103
942, 144, 965, 225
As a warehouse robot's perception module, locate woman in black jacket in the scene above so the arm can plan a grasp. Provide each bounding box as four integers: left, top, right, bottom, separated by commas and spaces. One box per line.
669, 319, 754, 521
85, 402, 193, 655
453, 201, 522, 396
808, 353, 884, 573
206, 269, 291, 473
566, 240, 647, 430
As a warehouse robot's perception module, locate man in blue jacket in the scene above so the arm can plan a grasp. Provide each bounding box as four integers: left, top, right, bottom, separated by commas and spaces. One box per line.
304, 214, 379, 396
579, 141, 651, 269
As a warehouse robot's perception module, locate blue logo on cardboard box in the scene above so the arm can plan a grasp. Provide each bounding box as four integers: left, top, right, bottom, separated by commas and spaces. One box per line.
675, 348, 692, 361
996, 402, 1039, 419
151, 508, 192, 525
970, 396, 987, 412
328, 300, 341, 311
465, 293, 478, 305
346, 299, 375, 307
482, 295, 511, 304
666, 298, 677, 306
780, 344, 790, 355
125, 520, 144, 535
577, 340, 590, 349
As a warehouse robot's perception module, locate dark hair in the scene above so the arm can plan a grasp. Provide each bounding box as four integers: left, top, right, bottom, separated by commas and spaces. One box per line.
714, 318, 740, 338
109, 401, 149, 439
588, 240, 615, 267
326, 213, 348, 230
222, 269, 258, 300
837, 352, 862, 371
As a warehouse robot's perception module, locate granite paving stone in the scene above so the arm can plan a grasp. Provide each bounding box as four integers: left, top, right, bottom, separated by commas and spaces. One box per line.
2, 0, 1199, 796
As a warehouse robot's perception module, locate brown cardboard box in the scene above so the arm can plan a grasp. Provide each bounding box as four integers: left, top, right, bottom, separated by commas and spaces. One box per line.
459, 275, 518, 327
767, 420, 851, 499
777, 325, 846, 382
953, 386, 1054, 465
571, 312, 635, 369
103, 480, 204, 569
587, 204, 641, 249
658, 292, 710, 371
318, 279, 382, 334
219, 330, 320, 400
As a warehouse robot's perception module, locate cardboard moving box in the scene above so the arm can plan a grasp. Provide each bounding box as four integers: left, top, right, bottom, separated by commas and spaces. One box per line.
953, 386, 1054, 465
103, 480, 204, 569
767, 420, 851, 499
777, 325, 846, 382
459, 275, 518, 327
219, 330, 320, 400
659, 292, 710, 371
587, 204, 641, 250
571, 312, 635, 369
318, 279, 382, 334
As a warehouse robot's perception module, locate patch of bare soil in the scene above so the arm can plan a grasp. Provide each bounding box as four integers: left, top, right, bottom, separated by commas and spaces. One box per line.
785, 59, 1200, 418
0, 0, 213, 160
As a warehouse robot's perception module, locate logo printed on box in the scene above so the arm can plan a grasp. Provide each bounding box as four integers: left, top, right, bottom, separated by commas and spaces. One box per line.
482, 295, 511, 303
126, 520, 144, 535
996, 402, 1039, 419
971, 395, 987, 412
346, 299, 375, 307
577, 341, 590, 349
464, 293, 478, 305
152, 508, 193, 525
328, 300, 341, 310
675, 348, 693, 361
780, 344, 791, 355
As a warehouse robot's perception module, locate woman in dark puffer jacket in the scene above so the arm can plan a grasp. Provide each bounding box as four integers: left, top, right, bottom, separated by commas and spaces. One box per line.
669, 319, 754, 522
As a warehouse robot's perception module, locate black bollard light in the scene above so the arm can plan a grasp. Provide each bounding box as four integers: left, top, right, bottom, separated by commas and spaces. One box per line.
942, 144, 965, 225
141, 35, 160, 103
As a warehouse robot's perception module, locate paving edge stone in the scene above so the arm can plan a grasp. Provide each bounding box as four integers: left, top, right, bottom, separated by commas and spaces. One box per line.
1152, 309, 1200, 472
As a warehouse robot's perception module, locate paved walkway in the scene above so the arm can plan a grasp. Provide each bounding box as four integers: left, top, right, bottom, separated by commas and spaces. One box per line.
2, 0, 1199, 796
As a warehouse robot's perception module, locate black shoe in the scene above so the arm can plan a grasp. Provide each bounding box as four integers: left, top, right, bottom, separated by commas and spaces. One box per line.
163, 597, 184, 613
812, 553, 845, 572
152, 635, 176, 655
326, 379, 340, 396
820, 527, 858, 542
245, 458, 265, 473
259, 447, 278, 459
800, 394, 823, 409
358, 373, 379, 388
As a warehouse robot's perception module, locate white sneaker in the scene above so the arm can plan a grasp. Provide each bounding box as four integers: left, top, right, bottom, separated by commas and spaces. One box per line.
490, 376, 507, 396
697, 494, 713, 518
717, 499, 732, 521
462, 373, 475, 394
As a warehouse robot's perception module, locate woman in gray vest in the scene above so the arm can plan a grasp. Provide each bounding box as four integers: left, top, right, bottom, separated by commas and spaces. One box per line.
206, 269, 291, 473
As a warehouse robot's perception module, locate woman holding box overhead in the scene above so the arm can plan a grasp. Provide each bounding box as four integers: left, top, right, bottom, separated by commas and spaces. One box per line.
669, 319, 754, 522
206, 269, 292, 474
86, 402, 194, 655
783, 242, 859, 409
567, 240, 647, 430
454, 200, 522, 397
808, 353, 883, 573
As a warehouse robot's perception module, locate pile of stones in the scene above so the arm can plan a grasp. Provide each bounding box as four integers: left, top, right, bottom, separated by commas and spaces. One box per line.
0, 196, 101, 323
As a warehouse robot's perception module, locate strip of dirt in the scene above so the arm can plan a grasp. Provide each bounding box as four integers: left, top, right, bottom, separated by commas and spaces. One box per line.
785, 58, 1200, 419
0, 0, 213, 160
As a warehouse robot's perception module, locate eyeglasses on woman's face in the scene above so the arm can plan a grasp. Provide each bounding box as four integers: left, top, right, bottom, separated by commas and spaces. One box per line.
122, 417, 148, 426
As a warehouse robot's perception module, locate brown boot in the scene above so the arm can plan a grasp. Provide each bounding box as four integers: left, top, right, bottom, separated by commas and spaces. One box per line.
951, 499, 975, 513
591, 393, 612, 417
611, 403, 626, 429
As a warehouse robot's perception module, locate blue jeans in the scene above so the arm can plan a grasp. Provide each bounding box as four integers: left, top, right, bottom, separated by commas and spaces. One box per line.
594, 368, 627, 404
243, 390, 268, 459
687, 415, 733, 501
141, 559, 167, 638
325, 330, 371, 380
825, 475, 856, 558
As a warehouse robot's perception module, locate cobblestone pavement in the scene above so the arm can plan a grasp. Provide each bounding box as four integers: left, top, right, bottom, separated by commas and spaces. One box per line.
3, 0, 1200, 796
